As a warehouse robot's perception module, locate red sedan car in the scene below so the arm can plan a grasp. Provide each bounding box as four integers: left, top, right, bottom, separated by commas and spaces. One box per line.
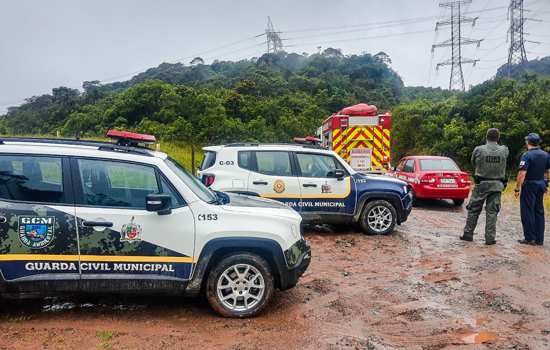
390, 156, 471, 206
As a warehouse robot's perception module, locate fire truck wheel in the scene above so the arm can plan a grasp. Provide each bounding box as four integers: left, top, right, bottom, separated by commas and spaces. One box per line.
360, 200, 397, 236
206, 253, 274, 318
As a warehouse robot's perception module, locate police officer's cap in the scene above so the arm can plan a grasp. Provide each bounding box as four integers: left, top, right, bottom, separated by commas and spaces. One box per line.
525, 133, 541, 145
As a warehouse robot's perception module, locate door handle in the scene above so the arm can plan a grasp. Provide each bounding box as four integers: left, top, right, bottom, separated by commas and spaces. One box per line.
303, 183, 318, 188
83, 221, 113, 228
252, 181, 268, 185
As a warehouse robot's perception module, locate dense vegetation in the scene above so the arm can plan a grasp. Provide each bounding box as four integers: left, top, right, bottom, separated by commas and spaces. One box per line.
0, 50, 402, 146
1, 49, 549, 171
393, 76, 550, 169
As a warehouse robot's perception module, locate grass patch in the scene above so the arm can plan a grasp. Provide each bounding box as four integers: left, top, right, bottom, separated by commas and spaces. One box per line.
503, 180, 550, 209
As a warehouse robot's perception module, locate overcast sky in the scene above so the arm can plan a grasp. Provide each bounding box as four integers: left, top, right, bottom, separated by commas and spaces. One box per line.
1, 0, 549, 112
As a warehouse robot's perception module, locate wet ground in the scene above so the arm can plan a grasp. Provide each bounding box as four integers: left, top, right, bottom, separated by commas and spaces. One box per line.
1, 199, 550, 349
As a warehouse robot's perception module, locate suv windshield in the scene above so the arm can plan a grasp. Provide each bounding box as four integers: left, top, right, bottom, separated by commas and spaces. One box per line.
419, 159, 459, 171
165, 158, 218, 203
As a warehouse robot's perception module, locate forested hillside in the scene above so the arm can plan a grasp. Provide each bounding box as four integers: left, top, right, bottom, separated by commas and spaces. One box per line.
0, 50, 402, 145
1, 50, 549, 171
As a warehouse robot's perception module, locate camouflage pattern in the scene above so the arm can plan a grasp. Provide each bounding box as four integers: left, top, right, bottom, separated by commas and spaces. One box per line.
77, 217, 185, 257
0, 201, 78, 255
464, 142, 509, 242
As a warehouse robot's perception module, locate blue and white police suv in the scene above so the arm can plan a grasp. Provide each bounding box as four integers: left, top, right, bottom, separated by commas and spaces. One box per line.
198, 143, 413, 235
0, 131, 310, 318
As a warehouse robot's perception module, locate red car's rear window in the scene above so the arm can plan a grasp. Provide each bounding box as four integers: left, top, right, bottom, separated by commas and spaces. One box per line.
419, 159, 459, 171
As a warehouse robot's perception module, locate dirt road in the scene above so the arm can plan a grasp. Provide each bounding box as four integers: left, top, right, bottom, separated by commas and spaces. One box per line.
1, 199, 549, 350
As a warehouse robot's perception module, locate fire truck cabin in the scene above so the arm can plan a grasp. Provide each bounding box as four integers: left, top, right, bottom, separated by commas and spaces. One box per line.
318, 103, 392, 172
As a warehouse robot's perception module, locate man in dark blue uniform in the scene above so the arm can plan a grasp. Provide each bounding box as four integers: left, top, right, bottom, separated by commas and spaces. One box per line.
515, 133, 550, 246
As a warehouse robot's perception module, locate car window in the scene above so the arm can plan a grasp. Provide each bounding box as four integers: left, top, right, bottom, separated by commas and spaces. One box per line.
255, 151, 292, 176
396, 159, 405, 171
200, 151, 217, 170
419, 159, 459, 171
165, 157, 218, 203
160, 175, 186, 207
403, 159, 415, 173
296, 153, 345, 178
238, 151, 255, 171
77, 159, 159, 208
0, 155, 66, 204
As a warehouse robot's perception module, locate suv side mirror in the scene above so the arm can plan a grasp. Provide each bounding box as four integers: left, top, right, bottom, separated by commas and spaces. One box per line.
146, 193, 172, 215
327, 169, 346, 180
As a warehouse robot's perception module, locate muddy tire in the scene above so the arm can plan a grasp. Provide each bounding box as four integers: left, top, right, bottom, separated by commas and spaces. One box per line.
206, 253, 274, 318
359, 200, 397, 235
453, 199, 465, 206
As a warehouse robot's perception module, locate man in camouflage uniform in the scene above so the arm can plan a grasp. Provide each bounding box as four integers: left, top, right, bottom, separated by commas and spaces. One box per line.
460, 128, 509, 245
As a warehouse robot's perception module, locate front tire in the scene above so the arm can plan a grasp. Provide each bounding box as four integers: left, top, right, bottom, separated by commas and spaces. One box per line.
360, 200, 397, 235
453, 199, 465, 206
206, 253, 274, 318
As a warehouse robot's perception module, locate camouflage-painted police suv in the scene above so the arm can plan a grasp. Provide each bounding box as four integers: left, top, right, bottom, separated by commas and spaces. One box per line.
199, 143, 413, 235
0, 132, 310, 318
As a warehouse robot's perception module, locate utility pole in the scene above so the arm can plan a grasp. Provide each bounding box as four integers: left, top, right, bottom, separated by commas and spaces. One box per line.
507, 0, 528, 75
432, 0, 482, 91
265, 16, 283, 54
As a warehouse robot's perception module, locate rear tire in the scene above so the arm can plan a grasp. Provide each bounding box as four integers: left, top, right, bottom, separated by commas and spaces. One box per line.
206, 253, 274, 318
453, 199, 465, 206
359, 200, 397, 235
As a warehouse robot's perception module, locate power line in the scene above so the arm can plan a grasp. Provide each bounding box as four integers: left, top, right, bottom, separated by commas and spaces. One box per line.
280, 5, 508, 34
433, 0, 483, 91
507, 0, 528, 74
265, 17, 284, 54
284, 28, 434, 48
99, 35, 264, 83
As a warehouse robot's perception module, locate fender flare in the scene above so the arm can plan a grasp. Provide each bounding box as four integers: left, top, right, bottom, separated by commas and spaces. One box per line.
354, 191, 405, 223
185, 237, 288, 296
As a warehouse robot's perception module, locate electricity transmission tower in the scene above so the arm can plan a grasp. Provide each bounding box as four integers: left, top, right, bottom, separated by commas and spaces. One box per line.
432, 0, 482, 91
265, 17, 283, 54
507, 0, 528, 73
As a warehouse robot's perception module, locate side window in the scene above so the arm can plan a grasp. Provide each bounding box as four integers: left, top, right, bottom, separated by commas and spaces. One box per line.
396, 159, 406, 171
296, 153, 345, 178
200, 151, 217, 170
0, 155, 66, 204
403, 159, 415, 173
238, 151, 255, 171
255, 151, 293, 176
76, 159, 159, 209
159, 176, 185, 207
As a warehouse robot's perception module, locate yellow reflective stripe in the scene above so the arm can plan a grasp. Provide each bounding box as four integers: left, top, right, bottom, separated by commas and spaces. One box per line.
0, 254, 194, 263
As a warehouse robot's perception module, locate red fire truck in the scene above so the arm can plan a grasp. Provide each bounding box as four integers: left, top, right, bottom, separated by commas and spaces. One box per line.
317, 103, 392, 172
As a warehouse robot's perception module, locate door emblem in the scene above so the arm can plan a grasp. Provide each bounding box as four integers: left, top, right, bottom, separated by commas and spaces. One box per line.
120, 217, 142, 243
18, 216, 55, 249
273, 180, 286, 193
322, 182, 332, 194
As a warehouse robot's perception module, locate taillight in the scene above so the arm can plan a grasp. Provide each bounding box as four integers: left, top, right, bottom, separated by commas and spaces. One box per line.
420, 176, 436, 184
459, 176, 471, 185
202, 174, 215, 187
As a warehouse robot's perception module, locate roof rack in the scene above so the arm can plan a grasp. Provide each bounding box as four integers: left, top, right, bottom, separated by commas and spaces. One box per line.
0, 137, 154, 157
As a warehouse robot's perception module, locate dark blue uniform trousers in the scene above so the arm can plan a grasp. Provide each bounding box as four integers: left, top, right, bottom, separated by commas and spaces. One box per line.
520, 181, 546, 244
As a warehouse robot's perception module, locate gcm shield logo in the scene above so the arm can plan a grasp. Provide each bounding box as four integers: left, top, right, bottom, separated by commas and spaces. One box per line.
18, 216, 55, 249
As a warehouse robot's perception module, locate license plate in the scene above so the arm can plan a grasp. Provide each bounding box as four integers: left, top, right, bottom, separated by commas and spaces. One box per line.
440, 178, 456, 184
